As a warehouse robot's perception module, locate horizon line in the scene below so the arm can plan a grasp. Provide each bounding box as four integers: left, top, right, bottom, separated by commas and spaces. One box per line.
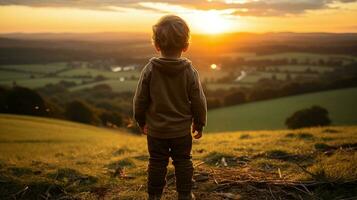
1, 31, 357, 35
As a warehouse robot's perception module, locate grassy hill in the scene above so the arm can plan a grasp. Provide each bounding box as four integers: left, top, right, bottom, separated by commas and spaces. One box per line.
206, 87, 357, 132
1, 114, 357, 199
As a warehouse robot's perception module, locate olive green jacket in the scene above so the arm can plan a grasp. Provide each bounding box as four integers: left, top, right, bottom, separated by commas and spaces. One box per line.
133, 57, 207, 138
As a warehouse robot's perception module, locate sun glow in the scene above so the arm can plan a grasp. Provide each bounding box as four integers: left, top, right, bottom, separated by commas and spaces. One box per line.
210, 64, 218, 69
139, 2, 235, 34
191, 11, 233, 34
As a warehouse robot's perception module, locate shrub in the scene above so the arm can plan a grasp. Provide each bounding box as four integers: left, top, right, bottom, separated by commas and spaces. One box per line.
285, 106, 331, 129
265, 150, 291, 160
0, 86, 9, 112
4, 86, 47, 116
65, 100, 98, 125
314, 143, 334, 151
99, 111, 123, 127
223, 91, 246, 106
206, 97, 222, 109
106, 158, 136, 170
297, 132, 314, 140
240, 134, 251, 139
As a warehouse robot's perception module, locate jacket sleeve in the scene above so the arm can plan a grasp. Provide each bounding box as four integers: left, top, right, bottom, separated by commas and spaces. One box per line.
190, 68, 207, 132
133, 65, 151, 128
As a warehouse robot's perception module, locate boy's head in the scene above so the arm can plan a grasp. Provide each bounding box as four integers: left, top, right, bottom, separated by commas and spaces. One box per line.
152, 15, 190, 57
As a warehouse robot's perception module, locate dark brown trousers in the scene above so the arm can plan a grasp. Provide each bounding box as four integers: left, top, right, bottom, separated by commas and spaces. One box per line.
147, 134, 194, 195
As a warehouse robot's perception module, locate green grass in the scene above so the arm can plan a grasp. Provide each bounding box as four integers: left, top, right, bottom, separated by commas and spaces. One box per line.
0, 64, 141, 91
221, 52, 357, 66
206, 87, 357, 132
58, 68, 140, 79
0, 63, 68, 74
239, 71, 318, 84
0, 71, 34, 81
0, 78, 89, 88
198, 70, 230, 80
246, 52, 357, 63
70, 79, 139, 92
206, 83, 241, 90
0, 114, 356, 199
266, 65, 334, 73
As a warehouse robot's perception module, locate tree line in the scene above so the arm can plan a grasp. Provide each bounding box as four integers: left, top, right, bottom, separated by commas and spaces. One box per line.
0, 83, 140, 133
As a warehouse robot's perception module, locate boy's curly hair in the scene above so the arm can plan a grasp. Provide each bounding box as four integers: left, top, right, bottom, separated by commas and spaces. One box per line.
152, 15, 190, 55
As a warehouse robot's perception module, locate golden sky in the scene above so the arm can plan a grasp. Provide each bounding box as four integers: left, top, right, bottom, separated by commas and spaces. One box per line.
0, 0, 357, 34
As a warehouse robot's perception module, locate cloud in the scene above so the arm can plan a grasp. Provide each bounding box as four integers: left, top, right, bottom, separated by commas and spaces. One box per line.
0, 0, 356, 16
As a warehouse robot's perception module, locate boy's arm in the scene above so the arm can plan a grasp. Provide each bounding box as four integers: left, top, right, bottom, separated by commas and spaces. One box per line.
133, 65, 151, 129
190, 69, 207, 132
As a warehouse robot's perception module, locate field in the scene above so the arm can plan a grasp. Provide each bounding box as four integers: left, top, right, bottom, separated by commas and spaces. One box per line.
1, 52, 354, 92
0, 78, 89, 88
0, 114, 357, 199
265, 65, 334, 73
206, 87, 357, 132
0, 63, 140, 92
0, 71, 32, 80
70, 80, 139, 92
0, 63, 68, 74
221, 52, 356, 62
57, 68, 140, 79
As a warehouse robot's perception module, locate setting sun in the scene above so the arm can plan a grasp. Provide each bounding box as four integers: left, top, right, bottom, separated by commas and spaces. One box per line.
139, 2, 235, 34
210, 64, 218, 69
191, 11, 233, 34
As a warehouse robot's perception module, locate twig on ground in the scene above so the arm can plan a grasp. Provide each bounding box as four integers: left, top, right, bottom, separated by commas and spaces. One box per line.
293, 162, 317, 179
137, 184, 143, 192
194, 161, 205, 167
268, 186, 277, 200
12, 186, 29, 200
300, 183, 313, 196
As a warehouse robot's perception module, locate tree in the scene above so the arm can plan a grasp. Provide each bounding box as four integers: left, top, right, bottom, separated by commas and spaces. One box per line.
99, 111, 123, 128
286, 72, 292, 81
206, 98, 222, 109
285, 106, 331, 129
5, 86, 47, 116
65, 100, 98, 124
223, 91, 246, 106
0, 86, 9, 113
249, 88, 277, 101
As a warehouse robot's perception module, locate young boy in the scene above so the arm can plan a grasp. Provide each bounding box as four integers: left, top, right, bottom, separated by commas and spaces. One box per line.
133, 15, 207, 200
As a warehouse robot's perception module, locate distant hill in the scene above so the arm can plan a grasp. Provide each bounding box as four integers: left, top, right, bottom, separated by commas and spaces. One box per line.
0, 32, 150, 42
1, 32, 356, 64
2, 32, 357, 43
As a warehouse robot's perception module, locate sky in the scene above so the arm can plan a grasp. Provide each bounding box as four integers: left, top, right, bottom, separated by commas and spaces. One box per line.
0, 0, 357, 34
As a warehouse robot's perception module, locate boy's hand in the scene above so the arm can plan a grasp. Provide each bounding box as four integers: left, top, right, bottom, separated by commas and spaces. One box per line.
192, 124, 203, 139
193, 130, 202, 139
140, 124, 148, 135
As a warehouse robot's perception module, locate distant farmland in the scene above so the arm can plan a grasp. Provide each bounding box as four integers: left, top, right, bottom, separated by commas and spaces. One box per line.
1, 52, 355, 92
206, 87, 357, 132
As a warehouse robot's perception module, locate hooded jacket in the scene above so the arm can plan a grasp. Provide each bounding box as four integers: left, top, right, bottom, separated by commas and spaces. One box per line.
133, 57, 207, 139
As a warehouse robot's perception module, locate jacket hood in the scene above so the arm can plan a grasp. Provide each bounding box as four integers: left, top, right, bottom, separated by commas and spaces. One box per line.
150, 57, 191, 75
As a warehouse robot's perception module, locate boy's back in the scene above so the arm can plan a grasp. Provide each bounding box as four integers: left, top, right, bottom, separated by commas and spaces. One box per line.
134, 57, 206, 138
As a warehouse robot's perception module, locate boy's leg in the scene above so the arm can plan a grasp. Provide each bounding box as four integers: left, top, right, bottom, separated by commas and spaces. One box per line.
147, 135, 170, 196
169, 134, 194, 196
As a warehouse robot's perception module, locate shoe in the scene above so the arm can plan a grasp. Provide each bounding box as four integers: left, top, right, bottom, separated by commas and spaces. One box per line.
178, 192, 196, 200
148, 194, 162, 200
